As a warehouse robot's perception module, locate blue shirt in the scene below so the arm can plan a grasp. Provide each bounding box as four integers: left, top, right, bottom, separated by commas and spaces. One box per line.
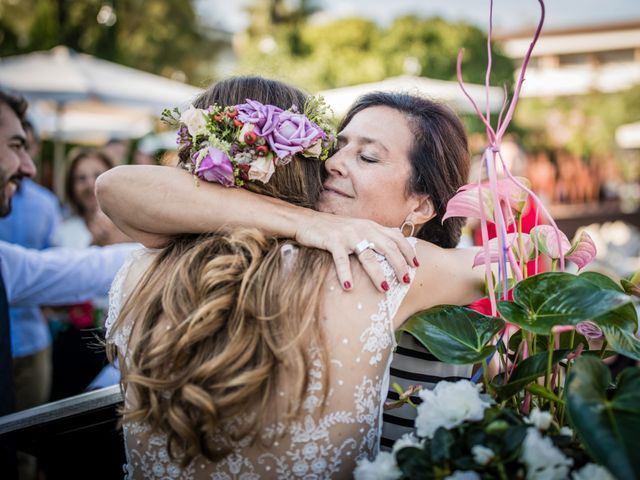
0, 241, 139, 330
0, 179, 62, 357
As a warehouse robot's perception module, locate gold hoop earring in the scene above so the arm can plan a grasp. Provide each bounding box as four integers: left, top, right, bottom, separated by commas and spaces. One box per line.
400, 220, 415, 237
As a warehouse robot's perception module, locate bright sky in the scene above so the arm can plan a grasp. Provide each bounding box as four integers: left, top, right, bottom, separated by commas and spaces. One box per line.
197, 0, 640, 33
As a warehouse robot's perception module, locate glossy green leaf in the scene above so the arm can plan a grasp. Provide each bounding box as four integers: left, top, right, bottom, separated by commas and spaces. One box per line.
498, 272, 632, 334
491, 349, 569, 400
580, 272, 638, 332
566, 356, 640, 480
600, 326, 640, 361
525, 383, 564, 404
400, 305, 505, 364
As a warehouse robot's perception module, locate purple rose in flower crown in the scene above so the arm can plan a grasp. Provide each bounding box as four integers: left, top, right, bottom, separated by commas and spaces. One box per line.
267, 111, 325, 161
192, 146, 235, 187
236, 99, 283, 136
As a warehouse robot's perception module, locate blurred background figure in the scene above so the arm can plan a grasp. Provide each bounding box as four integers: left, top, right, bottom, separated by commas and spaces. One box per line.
101, 138, 130, 166
53, 149, 130, 248
48, 148, 131, 401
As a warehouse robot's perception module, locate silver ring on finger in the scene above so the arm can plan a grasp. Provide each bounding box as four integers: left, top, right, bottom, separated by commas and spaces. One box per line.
354, 239, 375, 256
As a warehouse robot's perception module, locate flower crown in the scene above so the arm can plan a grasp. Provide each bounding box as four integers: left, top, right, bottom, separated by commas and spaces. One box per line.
162, 97, 335, 187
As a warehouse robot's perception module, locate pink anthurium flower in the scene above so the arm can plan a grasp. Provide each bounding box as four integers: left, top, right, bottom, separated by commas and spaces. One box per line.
529, 226, 596, 269
565, 230, 597, 269
444, 177, 530, 223
472, 233, 536, 268
529, 225, 571, 259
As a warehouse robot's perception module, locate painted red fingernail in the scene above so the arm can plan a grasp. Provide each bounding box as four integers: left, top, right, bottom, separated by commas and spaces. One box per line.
343, 281, 352, 290
413, 257, 420, 267
403, 273, 411, 284
381, 280, 390, 292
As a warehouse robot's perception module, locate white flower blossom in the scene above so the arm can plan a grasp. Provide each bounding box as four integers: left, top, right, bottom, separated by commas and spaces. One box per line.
526, 408, 553, 431
247, 155, 276, 183
471, 445, 495, 465
571, 463, 615, 480
520, 428, 573, 480
179, 105, 208, 138
415, 380, 492, 439
392, 433, 423, 456
559, 426, 573, 437
445, 470, 481, 480
353, 452, 402, 480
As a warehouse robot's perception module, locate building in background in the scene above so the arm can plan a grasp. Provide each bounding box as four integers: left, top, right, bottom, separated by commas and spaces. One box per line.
497, 21, 640, 98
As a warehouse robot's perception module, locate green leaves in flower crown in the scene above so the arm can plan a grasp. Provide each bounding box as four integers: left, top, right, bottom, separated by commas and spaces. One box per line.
566, 356, 640, 480
497, 272, 634, 335
399, 305, 505, 364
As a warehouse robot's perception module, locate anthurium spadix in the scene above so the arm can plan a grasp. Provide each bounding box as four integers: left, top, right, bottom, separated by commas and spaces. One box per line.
443, 177, 530, 223
529, 226, 597, 269
472, 233, 536, 268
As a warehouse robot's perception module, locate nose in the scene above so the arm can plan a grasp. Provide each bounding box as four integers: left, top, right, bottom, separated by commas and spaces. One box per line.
324, 147, 349, 177
19, 150, 36, 178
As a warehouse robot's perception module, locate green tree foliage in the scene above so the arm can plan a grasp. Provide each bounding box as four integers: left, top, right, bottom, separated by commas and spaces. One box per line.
236, 2, 514, 94
0, 0, 219, 83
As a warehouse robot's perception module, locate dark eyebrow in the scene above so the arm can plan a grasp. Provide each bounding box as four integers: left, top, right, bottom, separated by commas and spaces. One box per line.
336, 133, 389, 153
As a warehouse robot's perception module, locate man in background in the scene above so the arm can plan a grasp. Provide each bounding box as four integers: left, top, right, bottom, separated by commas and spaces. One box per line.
0, 89, 138, 479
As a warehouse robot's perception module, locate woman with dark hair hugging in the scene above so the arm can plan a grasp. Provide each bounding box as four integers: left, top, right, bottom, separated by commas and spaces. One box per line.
101, 76, 483, 478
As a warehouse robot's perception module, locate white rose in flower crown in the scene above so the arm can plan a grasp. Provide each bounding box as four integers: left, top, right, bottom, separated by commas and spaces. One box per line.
526, 407, 553, 431
415, 380, 491, 439
353, 452, 401, 480
247, 155, 276, 184
520, 428, 573, 480
180, 105, 208, 138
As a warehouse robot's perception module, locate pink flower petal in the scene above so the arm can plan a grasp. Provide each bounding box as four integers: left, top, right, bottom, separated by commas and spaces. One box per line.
444, 184, 494, 222
566, 231, 597, 270
444, 177, 530, 222
529, 225, 571, 259
472, 233, 535, 267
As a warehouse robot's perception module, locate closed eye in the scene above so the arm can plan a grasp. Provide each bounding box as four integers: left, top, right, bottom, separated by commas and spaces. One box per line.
359, 154, 378, 163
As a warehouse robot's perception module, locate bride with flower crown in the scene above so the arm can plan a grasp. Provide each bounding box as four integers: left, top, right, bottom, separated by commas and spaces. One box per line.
102, 76, 483, 478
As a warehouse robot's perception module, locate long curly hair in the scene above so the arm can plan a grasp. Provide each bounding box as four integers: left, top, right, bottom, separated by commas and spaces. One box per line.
107, 77, 332, 465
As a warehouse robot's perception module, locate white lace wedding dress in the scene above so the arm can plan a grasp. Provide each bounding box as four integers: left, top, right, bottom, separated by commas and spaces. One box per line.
106, 244, 415, 479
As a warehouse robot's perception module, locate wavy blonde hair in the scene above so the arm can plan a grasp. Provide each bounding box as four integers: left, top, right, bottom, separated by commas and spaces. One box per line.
107, 77, 332, 465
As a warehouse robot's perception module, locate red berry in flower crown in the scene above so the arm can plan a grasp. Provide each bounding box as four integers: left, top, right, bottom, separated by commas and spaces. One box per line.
226, 108, 238, 119
244, 131, 257, 145
233, 118, 244, 128
255, 145, 269, 157
213, 113, 224, 123
238, 163, 250, 181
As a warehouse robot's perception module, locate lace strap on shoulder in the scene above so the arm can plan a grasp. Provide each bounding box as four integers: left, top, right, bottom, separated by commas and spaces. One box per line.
104, 250, 139, 342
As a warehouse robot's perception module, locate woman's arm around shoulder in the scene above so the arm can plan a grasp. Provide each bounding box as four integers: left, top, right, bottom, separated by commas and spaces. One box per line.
96, 165, 307, 248
395, 240, 485, 326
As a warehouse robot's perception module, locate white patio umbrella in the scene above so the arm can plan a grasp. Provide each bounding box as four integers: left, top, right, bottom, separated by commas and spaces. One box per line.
0, 46, 202, 194
318, 75, 505, 118
616, 121, 640, 149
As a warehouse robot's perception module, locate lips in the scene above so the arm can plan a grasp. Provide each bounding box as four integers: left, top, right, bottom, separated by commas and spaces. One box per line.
323, 184, 353, 198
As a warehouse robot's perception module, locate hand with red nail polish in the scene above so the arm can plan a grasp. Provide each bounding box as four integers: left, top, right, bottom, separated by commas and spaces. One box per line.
381, 280, 389, 292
